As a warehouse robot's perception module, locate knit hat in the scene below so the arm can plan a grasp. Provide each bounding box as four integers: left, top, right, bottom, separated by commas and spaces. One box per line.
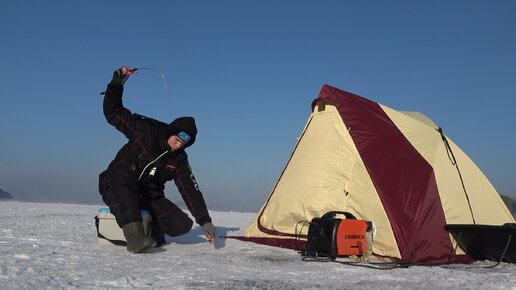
175, 131, 191, 144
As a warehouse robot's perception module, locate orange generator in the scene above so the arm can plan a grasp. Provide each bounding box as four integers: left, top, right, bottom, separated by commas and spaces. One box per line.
303, 211, 373, 259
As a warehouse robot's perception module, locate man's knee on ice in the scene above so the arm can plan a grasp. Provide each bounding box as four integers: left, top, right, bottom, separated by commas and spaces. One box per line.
159, 214, 193, 237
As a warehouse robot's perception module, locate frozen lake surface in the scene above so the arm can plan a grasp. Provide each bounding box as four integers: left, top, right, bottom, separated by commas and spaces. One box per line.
1, 201, 515, 289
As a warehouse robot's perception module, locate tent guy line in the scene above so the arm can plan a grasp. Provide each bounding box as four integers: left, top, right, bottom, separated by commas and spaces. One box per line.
438, 127, 476, 224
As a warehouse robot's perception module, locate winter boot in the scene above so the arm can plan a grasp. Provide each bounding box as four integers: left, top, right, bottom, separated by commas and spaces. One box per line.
122, 222, 156, 253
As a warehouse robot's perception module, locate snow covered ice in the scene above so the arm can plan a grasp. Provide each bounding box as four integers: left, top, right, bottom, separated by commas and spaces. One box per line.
1, 201, 515, 289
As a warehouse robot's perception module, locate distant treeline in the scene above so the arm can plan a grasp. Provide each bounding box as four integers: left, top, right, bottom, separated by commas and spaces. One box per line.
0, 188, 13, 200
500, 194, 516, 220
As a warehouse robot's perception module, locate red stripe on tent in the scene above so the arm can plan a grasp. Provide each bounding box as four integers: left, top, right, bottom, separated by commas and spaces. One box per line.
315, 85, 455, 263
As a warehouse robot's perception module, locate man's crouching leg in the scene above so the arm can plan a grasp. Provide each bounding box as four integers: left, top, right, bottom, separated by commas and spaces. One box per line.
105, 184, 156, 253
151, 197, 193, 237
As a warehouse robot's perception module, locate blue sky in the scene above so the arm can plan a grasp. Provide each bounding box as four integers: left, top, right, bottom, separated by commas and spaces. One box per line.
1, 1, 515, 211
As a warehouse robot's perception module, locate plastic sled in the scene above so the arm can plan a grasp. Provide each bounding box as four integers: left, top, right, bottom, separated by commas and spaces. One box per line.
445, 223, 516, 263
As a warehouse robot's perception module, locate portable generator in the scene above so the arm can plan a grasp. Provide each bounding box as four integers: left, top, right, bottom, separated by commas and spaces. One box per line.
302, 211, 374, 259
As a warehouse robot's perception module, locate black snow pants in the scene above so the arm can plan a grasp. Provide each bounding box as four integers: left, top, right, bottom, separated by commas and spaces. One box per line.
99, 171, 193, 237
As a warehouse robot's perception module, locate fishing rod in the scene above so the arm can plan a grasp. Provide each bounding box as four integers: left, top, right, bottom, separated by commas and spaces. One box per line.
129, 67, 169, 93
100, 66, 169, 95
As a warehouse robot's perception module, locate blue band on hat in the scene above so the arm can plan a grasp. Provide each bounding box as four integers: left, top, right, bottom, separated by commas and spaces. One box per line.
175, 131, 191, 144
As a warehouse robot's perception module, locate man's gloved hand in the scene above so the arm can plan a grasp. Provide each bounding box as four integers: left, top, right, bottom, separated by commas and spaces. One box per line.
202, 222, 217, 245
111, 66, 133, 86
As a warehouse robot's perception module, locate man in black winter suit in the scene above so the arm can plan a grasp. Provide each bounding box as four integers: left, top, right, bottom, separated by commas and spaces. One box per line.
99, 67, 216, 253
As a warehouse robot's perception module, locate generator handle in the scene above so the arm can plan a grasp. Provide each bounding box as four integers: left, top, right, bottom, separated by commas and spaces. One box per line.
321, 211, 356, 220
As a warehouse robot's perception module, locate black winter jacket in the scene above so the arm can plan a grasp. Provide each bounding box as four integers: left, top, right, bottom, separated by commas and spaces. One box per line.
99, 83, 211, 226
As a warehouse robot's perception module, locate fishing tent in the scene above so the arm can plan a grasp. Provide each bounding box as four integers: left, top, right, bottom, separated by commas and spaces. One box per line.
241, 84, 514, 263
